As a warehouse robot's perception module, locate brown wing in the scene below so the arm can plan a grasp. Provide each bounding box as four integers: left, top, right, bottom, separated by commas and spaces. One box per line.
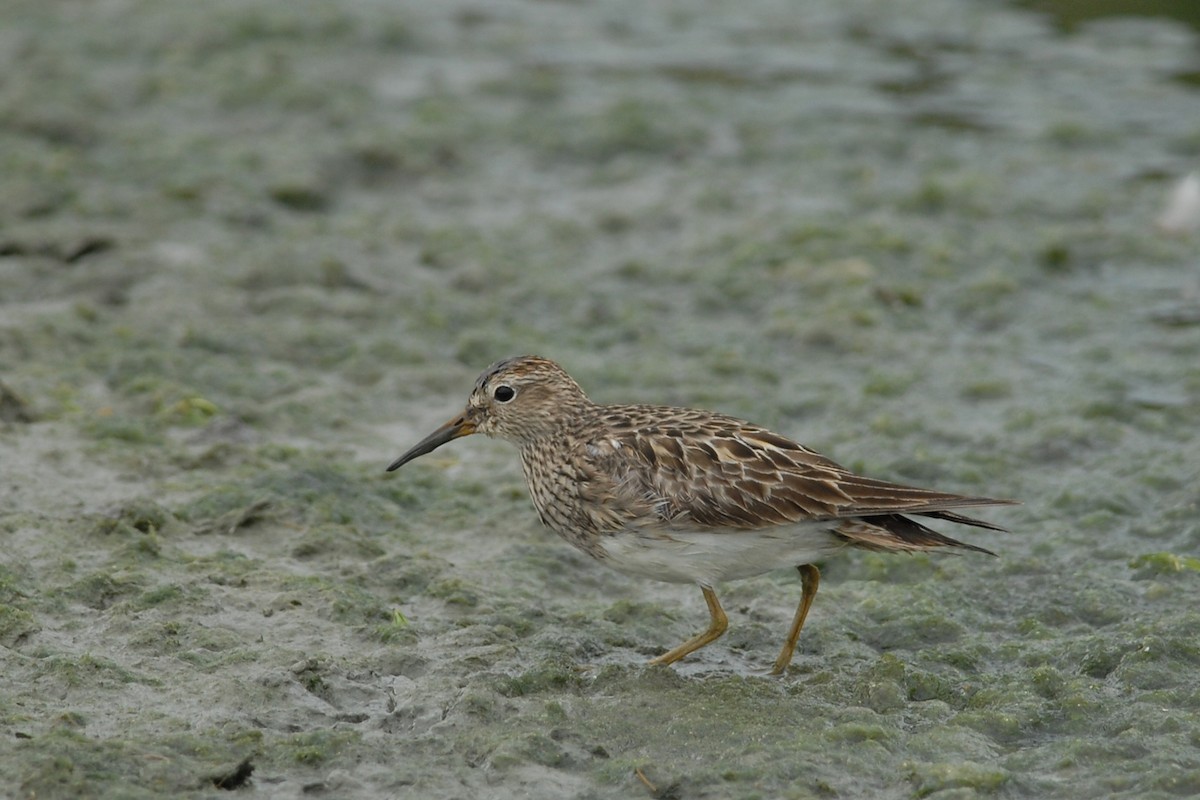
579, 405, 1014, 538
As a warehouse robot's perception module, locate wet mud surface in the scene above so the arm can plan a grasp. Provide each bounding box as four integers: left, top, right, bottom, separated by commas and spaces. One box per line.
2, 0, 1199, 797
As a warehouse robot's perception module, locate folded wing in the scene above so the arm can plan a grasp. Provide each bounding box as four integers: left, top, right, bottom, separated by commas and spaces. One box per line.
579, 406, 1014, 553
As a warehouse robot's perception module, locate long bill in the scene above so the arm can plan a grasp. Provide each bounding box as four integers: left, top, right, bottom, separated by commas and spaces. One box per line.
386, 411, 476, 471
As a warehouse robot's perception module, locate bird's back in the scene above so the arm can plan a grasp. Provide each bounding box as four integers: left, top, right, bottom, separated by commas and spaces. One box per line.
523, 402, 1011, 555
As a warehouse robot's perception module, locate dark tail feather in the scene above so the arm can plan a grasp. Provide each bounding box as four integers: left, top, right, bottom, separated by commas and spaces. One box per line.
917, 508, 1009, 533
836, 513, 998, 556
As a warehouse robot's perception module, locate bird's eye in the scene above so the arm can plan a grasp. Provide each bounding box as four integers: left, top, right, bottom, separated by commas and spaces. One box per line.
493, 385, 516, 403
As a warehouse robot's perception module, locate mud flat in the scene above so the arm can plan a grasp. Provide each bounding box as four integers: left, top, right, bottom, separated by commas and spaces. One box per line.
2, 1, 1199, 797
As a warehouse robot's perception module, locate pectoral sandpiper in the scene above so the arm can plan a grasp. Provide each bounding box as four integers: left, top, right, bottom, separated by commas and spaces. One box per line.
388, 355, 1014, 674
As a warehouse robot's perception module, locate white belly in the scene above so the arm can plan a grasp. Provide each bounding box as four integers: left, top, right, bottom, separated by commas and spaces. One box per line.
596, 525, 846, 587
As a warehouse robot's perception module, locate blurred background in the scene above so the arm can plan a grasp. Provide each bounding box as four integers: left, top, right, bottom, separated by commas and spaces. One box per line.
2, 1, 1198, 797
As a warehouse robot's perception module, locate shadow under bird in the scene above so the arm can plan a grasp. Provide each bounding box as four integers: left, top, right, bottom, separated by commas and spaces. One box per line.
387, 355, 1016, 674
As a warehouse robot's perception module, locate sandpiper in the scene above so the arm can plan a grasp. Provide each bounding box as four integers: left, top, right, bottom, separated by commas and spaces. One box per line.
388, 356, 1014, 673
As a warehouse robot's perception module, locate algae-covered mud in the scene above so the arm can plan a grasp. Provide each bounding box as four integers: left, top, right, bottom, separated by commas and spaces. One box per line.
2, 0, 1199, 797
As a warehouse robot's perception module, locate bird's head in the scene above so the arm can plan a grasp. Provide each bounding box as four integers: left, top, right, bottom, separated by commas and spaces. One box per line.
386, 355, 590, 470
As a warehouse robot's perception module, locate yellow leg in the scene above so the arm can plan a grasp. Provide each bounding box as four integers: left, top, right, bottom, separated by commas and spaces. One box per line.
771, 564, 820, 675
648, 586, 728, 667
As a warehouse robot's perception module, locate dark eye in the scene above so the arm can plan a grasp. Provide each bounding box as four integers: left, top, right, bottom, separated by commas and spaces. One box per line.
493, 385, 515, 403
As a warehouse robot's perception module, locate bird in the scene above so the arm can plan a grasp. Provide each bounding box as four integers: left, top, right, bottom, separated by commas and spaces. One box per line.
387, 355, 1015, 674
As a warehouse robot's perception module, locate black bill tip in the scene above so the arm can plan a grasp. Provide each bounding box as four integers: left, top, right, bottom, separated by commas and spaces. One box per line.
386, 413, 475, 471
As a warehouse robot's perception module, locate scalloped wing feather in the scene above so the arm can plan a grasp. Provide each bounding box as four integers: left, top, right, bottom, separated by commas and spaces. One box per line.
579, 405, 1013, 547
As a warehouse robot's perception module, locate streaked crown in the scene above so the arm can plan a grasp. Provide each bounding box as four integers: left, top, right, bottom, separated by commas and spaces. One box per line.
468, 355, 591, 444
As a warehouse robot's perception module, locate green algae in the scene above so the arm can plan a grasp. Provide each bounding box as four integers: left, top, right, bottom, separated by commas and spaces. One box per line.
0, 605, 40, 648
1131, 551, 1200, 577
31, 653, 161, 690
906, 760, 1010, 797
2, 0, 1200, 797
58, 571, 145, 611
17, 726, 262, 798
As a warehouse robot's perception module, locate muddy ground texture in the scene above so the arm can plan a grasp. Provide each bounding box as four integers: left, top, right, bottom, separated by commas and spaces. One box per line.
2, 0, 1200, 798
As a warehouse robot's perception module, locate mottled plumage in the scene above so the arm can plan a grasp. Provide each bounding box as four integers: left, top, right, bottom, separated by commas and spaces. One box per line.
388, 355, 1015, 673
